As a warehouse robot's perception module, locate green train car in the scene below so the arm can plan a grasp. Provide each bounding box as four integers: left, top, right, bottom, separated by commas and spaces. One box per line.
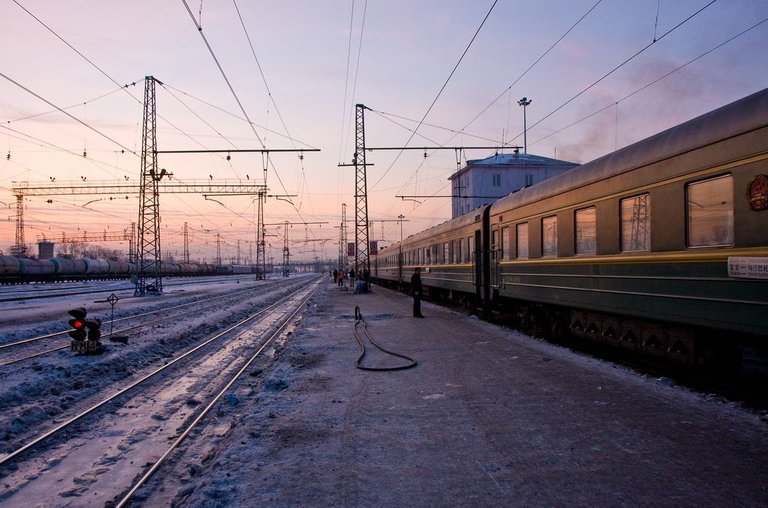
374, 87, 768, 372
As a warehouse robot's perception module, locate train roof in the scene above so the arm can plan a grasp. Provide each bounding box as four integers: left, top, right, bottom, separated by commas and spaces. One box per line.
490, 87, 768, 214
381, 204, 489, 254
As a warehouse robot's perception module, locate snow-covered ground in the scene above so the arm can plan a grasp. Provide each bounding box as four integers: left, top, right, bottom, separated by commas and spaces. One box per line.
0, 274, 319, 502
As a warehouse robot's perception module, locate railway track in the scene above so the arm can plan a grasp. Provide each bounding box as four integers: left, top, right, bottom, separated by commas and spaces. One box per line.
0, 277, 301, 366
0, 276, 322, 506
0, 274, 247, 303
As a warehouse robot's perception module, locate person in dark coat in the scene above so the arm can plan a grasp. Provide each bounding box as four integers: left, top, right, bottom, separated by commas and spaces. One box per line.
411, 267, 424, 318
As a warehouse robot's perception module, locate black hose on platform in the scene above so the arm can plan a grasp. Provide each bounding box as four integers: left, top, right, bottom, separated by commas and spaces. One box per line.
353, 306, 417, 371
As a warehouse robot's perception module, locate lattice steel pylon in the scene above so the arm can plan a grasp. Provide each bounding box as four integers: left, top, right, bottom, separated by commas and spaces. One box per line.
134, 76, 165, 296
353, 104, 371, 278
255, 186, 267, 279
282, 220, 290, 277
183, 222, 190, 263
339, 202, 347, 269
10, 194, 26, 257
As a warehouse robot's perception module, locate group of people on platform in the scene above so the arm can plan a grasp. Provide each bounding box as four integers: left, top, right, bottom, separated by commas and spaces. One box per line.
330, 266, 425, 318
331, 267, 370, 292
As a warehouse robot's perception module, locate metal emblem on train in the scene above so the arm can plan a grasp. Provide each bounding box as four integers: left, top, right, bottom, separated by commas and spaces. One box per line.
747, 174, 768, 211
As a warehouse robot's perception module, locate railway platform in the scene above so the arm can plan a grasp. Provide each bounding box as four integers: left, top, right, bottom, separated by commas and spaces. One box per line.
178, 278, 768, 506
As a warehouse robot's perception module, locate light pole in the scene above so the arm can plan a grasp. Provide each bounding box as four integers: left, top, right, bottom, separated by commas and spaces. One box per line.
518, 97, 532, 154
398, 214, 405, 284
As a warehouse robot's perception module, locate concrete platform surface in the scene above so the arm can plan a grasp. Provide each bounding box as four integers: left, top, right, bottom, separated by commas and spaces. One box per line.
179, 281, 768, 507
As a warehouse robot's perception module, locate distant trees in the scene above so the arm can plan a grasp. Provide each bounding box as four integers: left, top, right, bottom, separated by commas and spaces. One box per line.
56, 242, 126, 260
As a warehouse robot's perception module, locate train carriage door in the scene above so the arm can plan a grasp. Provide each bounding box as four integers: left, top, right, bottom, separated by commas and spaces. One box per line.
474, 230, 482, 300
490, 226, 500, 288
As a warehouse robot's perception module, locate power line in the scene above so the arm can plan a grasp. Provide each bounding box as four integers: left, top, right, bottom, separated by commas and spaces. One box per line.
518, 0, 718, 144
0, 72, 137, 155
371, 0, 499, 192
530, 14, 768, 150
180, 0, 266, 149
455, 0, 604, 144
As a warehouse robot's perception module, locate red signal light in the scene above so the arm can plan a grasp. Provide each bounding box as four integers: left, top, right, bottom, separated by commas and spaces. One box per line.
67, 307, 88, 341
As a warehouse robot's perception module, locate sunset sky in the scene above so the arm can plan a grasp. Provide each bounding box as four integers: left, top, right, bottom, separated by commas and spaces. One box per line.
2, 0, 767, 263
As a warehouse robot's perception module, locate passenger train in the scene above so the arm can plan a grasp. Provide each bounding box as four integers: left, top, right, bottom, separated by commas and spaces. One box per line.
372, 87, 768, 373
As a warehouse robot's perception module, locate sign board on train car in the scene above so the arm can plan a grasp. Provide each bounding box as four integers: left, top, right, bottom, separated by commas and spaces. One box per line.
728, 256, 768, 279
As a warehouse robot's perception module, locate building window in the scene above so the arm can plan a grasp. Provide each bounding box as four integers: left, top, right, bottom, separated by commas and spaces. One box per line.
525, 174, 533, 187
575, 207, 597, 255
516, 223, 529, 259
687, 174, 733, 248
542, 216, 558, 256
492, 174, 501, 186
621, 194, 651, 252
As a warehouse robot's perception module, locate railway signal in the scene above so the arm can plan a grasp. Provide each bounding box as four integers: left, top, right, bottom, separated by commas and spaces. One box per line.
67, 308, 87, 341
86, 318, 102, 341
66, 307, 103, 354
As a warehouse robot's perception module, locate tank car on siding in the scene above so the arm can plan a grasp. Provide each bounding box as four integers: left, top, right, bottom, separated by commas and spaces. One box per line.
51, 257, 87, 281
18, 258, 56, 281
83, 258, 110, 276
0, 256, 21, 280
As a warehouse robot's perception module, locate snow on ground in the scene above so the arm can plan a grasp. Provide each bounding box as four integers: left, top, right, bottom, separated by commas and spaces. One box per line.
0, 275, 311, 458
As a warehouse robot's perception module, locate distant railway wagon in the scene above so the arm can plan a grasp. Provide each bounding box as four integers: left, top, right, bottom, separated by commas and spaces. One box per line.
51, 257, 87, 276
0, 256, 229, 284
373, 87, 768, 372
0, 256, 21, 276
18, 258, 55, 277
84, 258, 110, 275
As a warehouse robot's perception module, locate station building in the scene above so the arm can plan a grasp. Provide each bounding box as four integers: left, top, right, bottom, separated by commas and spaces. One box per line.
449, 150, 579, 218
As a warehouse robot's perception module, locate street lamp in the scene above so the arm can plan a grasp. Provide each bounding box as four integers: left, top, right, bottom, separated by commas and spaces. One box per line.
517, 97, 532, 154
397, 214, 405, 284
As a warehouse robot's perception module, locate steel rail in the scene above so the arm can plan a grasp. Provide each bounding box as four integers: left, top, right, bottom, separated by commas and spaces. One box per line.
115, 278, 322, 506
0, 278, 319, 468
0, 278, 298, 353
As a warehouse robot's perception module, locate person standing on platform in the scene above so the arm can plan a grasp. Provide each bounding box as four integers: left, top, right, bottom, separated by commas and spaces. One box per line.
411, 267, 424, 318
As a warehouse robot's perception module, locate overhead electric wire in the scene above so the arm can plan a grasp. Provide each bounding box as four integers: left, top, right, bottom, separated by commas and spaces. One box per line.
180, 0, 265, 150
159, 84, 316, 148
337, 0, 357, 165
456, 0, 604, 142
230, 0, 317, 219
0, 72, 137, 155
370, 0, 499, 192
12, 0, 142, 105
518, 0, 718, 146
530, 14, 768, 149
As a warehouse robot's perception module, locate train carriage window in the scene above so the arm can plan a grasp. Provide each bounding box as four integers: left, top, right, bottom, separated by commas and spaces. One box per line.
621, 194, 651, 252
467, 236, 475, 263
443, 242, 449, 264
516, 223, 529, 259
542, 216, 558, 257
687, 174, 733, 248
501, 226, 511, 259
491, 229, 499, 258
575, 207, 597, 255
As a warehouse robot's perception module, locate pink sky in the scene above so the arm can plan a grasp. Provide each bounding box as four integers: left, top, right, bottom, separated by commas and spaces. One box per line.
2, 0, 766, 262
